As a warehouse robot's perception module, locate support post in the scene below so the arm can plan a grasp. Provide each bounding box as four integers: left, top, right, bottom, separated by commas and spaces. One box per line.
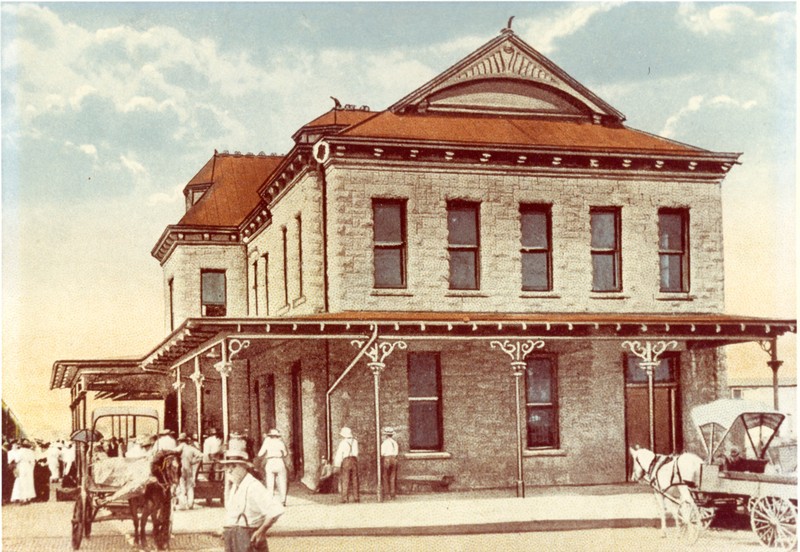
173, 367, 185, 434
215, 339, 251, 445
490, 339, 545, 498
350, 337, 407, 503
761, 338, 783, 411
190, 357, 205, 440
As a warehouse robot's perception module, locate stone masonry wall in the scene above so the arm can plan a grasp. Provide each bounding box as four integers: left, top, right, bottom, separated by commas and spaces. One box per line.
324, 163, 725, 315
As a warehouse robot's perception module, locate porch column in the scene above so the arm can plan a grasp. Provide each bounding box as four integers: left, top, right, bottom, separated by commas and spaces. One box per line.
760, 338, 783, 411
490, 339, 545, 498
190, 357, 205, 440
173, 366, 185, 434
622, 340, 678, 450
215, 339, 251, 445
350, 337, 407, 503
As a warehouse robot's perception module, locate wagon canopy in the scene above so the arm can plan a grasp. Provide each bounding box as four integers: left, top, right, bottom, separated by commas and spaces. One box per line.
691, 399, 785, 462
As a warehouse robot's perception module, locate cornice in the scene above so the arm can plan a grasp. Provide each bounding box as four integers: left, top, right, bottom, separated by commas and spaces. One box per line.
152, 225, 241, 265
313, 138, 740, 181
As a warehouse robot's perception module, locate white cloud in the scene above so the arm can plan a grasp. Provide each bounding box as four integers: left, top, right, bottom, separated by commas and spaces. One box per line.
516, 3, 622, 54
79, 144, 98, 158
660, 94, 758, 138
120, 154, 147, 177
147, 183, 184, 206
678, 3, 794, 35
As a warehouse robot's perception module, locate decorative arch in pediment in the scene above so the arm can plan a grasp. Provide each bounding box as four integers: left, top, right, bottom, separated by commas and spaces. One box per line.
390, 30, 624, 122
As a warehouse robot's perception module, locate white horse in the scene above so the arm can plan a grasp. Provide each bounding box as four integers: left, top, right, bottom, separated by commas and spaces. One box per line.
629, 447, 704, 538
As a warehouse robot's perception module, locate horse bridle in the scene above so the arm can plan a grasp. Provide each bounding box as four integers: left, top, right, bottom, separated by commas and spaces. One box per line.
632, 452, 658, 485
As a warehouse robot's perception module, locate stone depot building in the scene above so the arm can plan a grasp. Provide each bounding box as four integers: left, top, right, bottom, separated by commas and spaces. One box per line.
52, 29, 795, 494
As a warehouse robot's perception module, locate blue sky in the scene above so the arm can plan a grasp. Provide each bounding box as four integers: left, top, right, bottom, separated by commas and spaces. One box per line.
1, 2, 796, 438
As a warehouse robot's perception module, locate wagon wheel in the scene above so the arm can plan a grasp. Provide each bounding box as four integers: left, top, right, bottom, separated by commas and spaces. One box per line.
677, 499, 704, 545
71, 496, 84, 550
750, 496, 797, 549
84, 499, 94, 538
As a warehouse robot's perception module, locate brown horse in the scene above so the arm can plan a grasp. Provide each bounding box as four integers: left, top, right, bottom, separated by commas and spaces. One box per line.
128, 450, 181, 550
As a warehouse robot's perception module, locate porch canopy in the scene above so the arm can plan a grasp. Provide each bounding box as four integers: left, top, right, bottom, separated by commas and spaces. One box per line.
52, 312, 796, 386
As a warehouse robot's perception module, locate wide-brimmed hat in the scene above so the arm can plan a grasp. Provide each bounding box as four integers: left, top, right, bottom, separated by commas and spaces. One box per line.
177, 433, 189, 442
137, 434, 157, 447
207, 428, 217, 436
267, 429, 282, 437
159, 429, 175, 436
382, 427, 396, 436
219, 449, 252, 467
340, 427, 353, 438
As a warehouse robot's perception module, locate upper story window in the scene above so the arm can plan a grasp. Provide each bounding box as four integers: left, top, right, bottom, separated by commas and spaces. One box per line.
281, 226, 289, 307
262, 253, 270, 316
658, 208, 689, 292
373, 199, 407, 288
526, 355, 558, 448
201, 270, 226, 317
407, 352, 443, 451
520, 204, 552, 291
447, 201, 480, 290
590, 207, 621, 292
168, 278, 175, 331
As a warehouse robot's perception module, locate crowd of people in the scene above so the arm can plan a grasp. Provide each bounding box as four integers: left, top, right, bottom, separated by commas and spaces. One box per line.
2, 437, 76, 505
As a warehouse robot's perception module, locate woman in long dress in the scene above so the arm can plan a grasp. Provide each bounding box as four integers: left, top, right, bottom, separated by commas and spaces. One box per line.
11, 440, 37, 504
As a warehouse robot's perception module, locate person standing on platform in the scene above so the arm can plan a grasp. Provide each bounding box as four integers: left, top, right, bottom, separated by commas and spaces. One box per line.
333, 427, 359, 503
203, 428, 223, 481
46, 441, 62, 482
220, 450, 284, 552
11, 440, 36, 504
257, 429, 288, 505
380, 427, 399, 500
176, 433, 204, 510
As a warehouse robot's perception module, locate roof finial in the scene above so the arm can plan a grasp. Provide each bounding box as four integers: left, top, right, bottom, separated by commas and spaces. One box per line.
505, 16, 515, 32
330, 96, 342, 109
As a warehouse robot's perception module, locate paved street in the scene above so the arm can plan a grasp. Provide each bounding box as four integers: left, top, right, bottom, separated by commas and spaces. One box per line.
1, 497, 774, 552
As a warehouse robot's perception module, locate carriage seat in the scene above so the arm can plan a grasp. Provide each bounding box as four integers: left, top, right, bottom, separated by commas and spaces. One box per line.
725, 458, 768, 474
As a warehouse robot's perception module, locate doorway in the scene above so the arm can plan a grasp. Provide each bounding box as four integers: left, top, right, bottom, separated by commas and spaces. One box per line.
290, 361, 304, 479
624, 355, 681, 473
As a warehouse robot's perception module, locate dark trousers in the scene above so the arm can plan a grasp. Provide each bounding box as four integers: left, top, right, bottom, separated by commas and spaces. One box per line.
381, 456, 398, 498
340, 457, 359, 503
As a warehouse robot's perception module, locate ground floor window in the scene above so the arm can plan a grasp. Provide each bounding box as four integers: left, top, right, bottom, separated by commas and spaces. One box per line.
525, 355, 558, 448
407, 352, 443, 451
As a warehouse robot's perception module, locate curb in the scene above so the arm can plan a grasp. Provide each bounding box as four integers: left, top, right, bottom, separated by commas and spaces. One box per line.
177, 518, 661, 538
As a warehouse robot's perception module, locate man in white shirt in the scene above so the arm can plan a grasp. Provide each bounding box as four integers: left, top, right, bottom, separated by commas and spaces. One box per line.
380, 427, 399, 500
221, 450, 284, 552
203, 428, 223, 481
333, 427, 359, 503
257, 429, 288, 506
154, 429, 178, 452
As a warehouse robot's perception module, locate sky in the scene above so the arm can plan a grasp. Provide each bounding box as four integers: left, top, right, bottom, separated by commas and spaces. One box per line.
1, 2, 796, 440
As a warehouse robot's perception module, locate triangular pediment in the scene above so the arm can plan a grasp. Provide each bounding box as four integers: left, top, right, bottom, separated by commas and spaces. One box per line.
390, 29, 624, 123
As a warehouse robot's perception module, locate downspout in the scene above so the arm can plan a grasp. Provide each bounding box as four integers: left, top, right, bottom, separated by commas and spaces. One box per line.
318, 160, 330, 313
325, 324, 378, 458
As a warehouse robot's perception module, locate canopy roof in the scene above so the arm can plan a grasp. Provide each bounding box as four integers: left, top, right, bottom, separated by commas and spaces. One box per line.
691, 398, 785, 432
52, 312, 796, 390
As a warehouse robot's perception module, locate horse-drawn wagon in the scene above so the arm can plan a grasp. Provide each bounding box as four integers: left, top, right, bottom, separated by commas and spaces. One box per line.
686, 399, 797, 549
70, 406, 181, 550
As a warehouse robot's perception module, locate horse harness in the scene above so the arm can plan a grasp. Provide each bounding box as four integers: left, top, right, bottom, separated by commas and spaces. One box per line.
636, 453, 686, 492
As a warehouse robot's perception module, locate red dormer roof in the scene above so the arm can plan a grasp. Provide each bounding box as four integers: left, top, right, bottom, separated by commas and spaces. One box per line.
179, 152, 284, 227
338, 112, 704, 155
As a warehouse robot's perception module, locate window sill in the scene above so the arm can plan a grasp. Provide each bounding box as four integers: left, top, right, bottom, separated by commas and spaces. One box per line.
656, 293, 694, 301
371, 289, 413, 297
277, 304, 291, 316
445, 291, 488, 298
402, 452, 452, 460
523, 449, 566, 458
292, 296, 307, 308
520, 292, 561, 299
590, 293, 628, 300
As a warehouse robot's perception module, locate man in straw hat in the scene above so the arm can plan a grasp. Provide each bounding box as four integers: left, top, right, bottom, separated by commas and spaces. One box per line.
256, 429, 288, 506
333, 427, 359, 503
220, 449, 284, 552
380, 427, 400, 500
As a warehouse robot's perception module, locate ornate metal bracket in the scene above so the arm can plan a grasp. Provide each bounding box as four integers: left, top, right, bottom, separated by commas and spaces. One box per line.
490, 339, 545, 375
189, 370, 205, 388
228, 338, 251, 360
622, 340, 678, 373
351, 339, 408, 375
172, 380, 185, 392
